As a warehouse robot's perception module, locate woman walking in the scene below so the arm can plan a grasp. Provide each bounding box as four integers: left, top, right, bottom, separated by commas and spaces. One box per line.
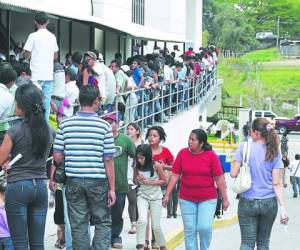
231, 118, 288, 250
163, 129, 229, 250
134, 144, 167, 250
0, 83, 54, 249
126, 123, 143, 234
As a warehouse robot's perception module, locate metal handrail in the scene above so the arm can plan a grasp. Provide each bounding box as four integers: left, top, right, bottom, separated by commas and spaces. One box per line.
0, 68, 218, 133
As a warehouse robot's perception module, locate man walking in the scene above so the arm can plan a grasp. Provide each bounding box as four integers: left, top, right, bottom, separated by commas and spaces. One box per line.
103, 114, 136, 249
53, 86, 116, 250
23, 11, 59, 121
290, 154, 300, 198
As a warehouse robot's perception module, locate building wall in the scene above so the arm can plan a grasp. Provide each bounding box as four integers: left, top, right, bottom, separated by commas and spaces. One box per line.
185, 0, 202, 50
92, 0, 131, 23
144, 0, 186, 38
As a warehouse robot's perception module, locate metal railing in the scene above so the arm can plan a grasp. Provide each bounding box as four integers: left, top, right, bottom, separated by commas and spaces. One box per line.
0, 68, 218, 132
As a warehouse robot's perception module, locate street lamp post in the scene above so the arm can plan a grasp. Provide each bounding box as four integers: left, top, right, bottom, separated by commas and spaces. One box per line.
266, 97, 272, 111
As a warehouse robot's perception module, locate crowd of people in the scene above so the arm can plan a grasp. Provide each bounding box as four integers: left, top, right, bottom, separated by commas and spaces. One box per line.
0, 10, 291, 250
0, 12, 219, 133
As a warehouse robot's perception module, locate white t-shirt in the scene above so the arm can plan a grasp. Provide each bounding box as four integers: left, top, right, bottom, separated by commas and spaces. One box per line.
65, 81, 79, 117
164, 65, 174, 82
24, 29, 59, 81
104, 65, 116, 104
290, 160, 300, 177
52, 63, 65, 98
0, 84, 14, 119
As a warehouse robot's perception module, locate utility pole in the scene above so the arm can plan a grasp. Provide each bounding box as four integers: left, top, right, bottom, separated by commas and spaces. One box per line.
276, 16, 280, 48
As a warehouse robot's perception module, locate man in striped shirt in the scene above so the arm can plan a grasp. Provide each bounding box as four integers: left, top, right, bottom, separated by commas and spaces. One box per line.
53, 86, 116, 250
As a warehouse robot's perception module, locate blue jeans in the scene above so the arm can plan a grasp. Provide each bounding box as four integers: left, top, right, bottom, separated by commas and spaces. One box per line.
0, 237, 14, 250
179, 198, 217, 250
62, 187, 73, 250
292, 176, 300, 196
37, 80, 53, 121
5, 179, 48, 250
111, 193, 126, 244
65, 178, 111, 250
238, 197, 278, 250
62, 186, 92, 250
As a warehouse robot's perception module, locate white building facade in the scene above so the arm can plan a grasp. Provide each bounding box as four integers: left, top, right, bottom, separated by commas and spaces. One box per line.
0, 0, 202, 63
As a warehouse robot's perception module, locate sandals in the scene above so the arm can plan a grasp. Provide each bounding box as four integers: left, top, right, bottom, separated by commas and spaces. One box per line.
54, 240, 65, 249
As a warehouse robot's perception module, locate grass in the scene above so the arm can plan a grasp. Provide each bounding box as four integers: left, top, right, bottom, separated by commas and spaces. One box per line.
219, 48, 300, 117
240, 48, 280, 62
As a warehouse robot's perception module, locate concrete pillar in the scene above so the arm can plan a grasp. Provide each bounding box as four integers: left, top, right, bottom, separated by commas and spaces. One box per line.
185, 0, 202, 50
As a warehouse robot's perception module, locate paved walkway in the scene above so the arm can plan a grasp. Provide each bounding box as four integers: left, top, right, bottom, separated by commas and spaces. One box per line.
44, 106, 238, 249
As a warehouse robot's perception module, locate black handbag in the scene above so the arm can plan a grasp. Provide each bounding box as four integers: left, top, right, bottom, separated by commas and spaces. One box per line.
54, 159, 66, 184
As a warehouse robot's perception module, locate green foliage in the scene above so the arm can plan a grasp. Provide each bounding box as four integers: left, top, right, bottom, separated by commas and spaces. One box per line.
240, 48, 279, 62
202, 30, 209, 48
219, 48, 300, 117
203, 0, 300, 51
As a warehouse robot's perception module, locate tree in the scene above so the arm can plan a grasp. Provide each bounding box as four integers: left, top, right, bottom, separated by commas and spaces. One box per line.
203, 0, 300, 52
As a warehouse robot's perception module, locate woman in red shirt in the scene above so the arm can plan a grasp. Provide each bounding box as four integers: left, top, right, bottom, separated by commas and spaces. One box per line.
163, 129, 229, 250
145, 126, 174, 249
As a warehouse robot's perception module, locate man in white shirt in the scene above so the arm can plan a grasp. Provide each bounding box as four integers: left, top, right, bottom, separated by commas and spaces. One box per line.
23, 12, 59, 121
51, 61, 66, 114
0, 68, 15, 142
290, 154, 300, 197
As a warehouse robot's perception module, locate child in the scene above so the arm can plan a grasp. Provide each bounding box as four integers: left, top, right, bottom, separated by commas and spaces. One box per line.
134, 144, 167, 250
64, 68, 79, 117
0, 175, 14, 250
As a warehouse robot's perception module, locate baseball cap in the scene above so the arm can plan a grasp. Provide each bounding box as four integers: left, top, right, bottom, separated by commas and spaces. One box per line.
85, 51, 97, 60
121, 65, 130, 72
102, 113, 118, 122
98, 53, 104, 62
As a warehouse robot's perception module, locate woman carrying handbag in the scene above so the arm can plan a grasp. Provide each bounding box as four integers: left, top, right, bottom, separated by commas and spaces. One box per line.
231, 118, 289, 250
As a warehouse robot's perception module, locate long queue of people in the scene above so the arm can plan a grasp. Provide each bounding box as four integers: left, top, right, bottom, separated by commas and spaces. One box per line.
1, 10, 289, 250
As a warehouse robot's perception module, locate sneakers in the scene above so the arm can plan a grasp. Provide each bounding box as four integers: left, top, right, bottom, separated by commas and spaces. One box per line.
293, 194, 298, 198
112, 243, 123, 249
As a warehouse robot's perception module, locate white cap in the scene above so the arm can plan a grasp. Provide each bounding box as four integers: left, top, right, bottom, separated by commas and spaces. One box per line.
98, 53, 104, 62
121, 65, 130, 72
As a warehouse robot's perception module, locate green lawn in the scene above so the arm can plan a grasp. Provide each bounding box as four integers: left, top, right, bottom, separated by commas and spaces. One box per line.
240, 48, 280, 62
219, 48, 300, 116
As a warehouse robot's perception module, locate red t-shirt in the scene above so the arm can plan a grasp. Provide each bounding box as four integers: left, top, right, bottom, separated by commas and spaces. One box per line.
153, 146, 174, 165
172, 148, 223, 202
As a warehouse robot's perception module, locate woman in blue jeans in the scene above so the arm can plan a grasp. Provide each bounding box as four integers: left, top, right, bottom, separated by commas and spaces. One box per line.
231, 118, 289, 250
163, 129, 229, 250
0, 83, 53, 250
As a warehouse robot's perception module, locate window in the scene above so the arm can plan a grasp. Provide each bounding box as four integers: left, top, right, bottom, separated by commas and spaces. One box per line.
264, 112, 274, 118
255, 112, 262, 117
132, 0, 145, 25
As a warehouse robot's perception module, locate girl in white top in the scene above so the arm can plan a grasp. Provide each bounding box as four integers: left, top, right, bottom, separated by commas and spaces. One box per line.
64, 68, 79, 117
134, 144, 167, 250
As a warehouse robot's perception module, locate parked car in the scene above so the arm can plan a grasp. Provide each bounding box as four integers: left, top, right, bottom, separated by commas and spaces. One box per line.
275, 115, 300, 134
251, 110, 277, 121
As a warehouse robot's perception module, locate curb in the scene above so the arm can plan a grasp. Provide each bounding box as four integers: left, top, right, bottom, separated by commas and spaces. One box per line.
166, 215, 238, 250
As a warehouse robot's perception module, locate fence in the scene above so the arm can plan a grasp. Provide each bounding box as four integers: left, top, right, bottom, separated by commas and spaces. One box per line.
0, 68, 217, 133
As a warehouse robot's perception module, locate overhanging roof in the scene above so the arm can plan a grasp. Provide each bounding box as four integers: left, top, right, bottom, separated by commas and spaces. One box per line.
0, 0, 188, 43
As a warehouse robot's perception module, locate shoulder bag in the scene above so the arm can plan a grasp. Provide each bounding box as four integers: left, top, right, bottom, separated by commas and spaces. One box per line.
232, 140, 252, 194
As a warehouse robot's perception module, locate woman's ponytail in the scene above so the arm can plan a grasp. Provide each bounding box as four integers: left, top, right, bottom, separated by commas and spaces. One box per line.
252, 118, 279, 161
